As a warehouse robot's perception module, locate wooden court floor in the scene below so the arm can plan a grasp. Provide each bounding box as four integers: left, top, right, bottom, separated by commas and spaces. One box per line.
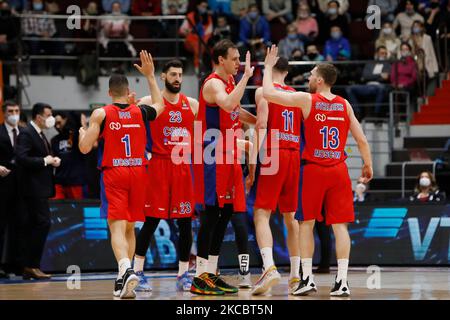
0, 267, 449, 300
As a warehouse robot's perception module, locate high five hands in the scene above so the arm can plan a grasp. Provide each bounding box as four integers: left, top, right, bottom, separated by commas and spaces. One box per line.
134, 50, 155, 78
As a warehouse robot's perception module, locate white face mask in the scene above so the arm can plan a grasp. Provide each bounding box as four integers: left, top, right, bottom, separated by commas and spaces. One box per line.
7, 114, 20, 126
419, 177, 431, 187
45, 115, 56, 129
356, 183, 366, 193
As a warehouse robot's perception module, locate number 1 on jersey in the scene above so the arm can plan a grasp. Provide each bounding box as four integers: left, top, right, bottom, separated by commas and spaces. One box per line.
121, 134, 131, 157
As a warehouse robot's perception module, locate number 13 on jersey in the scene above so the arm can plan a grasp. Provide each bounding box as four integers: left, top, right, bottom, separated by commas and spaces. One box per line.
320, 126, 339, 149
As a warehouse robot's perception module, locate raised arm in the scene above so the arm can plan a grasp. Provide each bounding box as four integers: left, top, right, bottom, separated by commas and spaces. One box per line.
204, 51, 254, 112
262, 45, 311, 112
347, 100, 373, 183
134, 50, 165, 118
79, 107, 105, 154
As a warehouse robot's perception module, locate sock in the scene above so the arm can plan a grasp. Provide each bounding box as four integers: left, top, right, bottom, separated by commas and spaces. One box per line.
238, 254, 250, 274
133, 256, 145, 273
301, 258, 312, 280
337, 259, 349, 282
118, 258, 131, 279
260, 247, 274, 271
195, 257, 208, 277
178, 261, 189, 277
207, 255, 219, 274
289, 256, 301, 280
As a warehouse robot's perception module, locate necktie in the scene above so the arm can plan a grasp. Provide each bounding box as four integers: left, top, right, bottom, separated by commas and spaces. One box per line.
12, 128, 18, 149
40, 132, 52, 155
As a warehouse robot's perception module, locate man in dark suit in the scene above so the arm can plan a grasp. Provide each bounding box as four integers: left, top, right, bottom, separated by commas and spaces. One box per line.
15, 103, 61, 280
0, 101, 22, 278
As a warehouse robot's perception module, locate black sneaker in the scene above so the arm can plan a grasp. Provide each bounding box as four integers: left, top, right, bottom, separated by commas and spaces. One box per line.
190, 273, 225, 295
113, 278, 123, 297
293, 275, 318, 296
116, 268, 139, 299
207, 273, 238, 294
330, 278, 351, 297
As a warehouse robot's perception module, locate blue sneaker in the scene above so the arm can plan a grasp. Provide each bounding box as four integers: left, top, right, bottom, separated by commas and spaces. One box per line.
176, 272, 193, 292
135, 271, 152, 292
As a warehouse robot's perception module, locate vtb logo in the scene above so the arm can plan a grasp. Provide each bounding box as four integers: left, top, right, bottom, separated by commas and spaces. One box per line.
315, 114, 326, 122
109, 122, 121, 130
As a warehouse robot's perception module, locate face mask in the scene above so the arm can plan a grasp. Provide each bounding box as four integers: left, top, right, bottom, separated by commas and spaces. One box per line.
419, 177, 431, 187
328, 8, 338, 15
86, 8, 97, 15
45, 115, 56, 129
356, 183, 366, 193
412, 27, 422, 34
406, 8, 414, 15
7, 114, 20, 126
401, 51, 411, 58
198, 7, 207, 15
293, 55, 303, 61
378, 56, 386, 61
248, 12, 258, 20
383, 28, 392, 35
299, 12, 309, 19
33, 2, 43, 11
288, 34, 297, 40
308, 53, 318, 59
331, 31, 341, 39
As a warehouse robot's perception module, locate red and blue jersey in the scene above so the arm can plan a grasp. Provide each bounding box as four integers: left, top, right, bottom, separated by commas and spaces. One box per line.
266, 83, 301, 151
145, 94, 195, 159
98, 104, 147, 169
302, 93, 350, 166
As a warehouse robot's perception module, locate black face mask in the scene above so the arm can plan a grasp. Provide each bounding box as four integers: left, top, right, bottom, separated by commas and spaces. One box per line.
293, 56, 303, 61
430, 2, 439, 9
308, 53, 318, 60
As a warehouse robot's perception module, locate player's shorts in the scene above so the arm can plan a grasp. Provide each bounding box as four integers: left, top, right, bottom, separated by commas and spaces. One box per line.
254, 149, 300, 213
100, 166, 147, 222
145, 156, 195, 219
215, 162, 246, 213
295, 161, 354, 225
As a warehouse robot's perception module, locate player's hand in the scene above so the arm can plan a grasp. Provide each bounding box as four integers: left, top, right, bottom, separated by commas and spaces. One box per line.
245, 164, 256, 193
134, 50, 155, 77
264, 45, 279, 68
0, 165, 11, 178
127, 91, 141, 105
244, 51, 254, 79
360, 164, 373, 183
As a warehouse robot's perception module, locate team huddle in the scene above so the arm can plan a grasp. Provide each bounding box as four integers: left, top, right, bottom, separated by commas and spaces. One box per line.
78, 39, 373, 299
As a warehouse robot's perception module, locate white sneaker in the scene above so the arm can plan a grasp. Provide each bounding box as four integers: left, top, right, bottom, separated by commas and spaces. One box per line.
292, 275, 317, 296
251, 266, 281, 296
237, 271, 252, 288
288, 277, 300, 295
330, 278, 351, 297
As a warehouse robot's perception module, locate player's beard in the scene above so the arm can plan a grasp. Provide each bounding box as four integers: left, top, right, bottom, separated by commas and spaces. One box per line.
165, 80, 181, 93
308, 81, 317, 93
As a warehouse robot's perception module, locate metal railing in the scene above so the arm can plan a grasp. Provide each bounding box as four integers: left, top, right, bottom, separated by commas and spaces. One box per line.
388, 90, 411, 161
401, 161, 437, 198
435, 25, 449, 73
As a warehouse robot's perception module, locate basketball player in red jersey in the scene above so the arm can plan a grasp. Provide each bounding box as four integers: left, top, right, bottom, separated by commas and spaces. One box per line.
249, 57, 301, 295
79, 51, 165, 299
262, 45, 373, 297
131, 59, 199, 292
191, 39, 256, 295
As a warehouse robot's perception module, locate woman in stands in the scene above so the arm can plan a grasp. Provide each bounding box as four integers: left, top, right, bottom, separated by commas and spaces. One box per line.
409, 171, 446, 202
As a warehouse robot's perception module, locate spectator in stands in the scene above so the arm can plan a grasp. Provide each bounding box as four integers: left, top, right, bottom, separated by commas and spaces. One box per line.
324, 25, 351, 61
319, 0, 349, 43
8, 0, 28, 13
375, 21, 402, 59
78, 2, 99, 54
131, 0, 161, 16
345, 46, 391, 118
44, 0, 59, 14
162, 0, 188, 15
262, 0, 293, 23
103, 0, 130, 13
51, 112, 87, 200
409, 171, 446, 202
425, 0, 446, 40
208, 0, 231, 15
0, 0, 19, 60
393, 0, 424, 41
238, 4, 271, 57
179, 0, 213, 73
409, 20, 439, 87
230, 0, 255, 18
100, 1, 136, 62
368, 0, 399, 23
209, 15, 233, 46
278, 24, 305, 59
304, 44, 325, 61
22, 0, 64, 75
295, 3, 319, 43
317, 0, 349, 15
354, 177, 370, 202
286, 48, 309, 85
390, 42, 417, 90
